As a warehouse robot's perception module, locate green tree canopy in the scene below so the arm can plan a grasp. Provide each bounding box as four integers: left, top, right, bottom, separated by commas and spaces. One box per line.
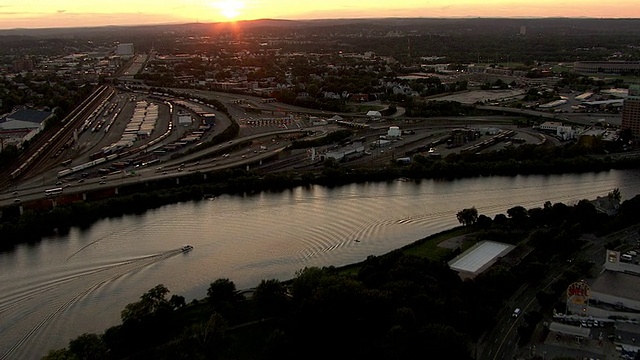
456, 207, 478, 226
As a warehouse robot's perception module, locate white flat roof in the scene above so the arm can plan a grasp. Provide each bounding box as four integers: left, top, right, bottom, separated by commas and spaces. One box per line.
449, 241, 514, 274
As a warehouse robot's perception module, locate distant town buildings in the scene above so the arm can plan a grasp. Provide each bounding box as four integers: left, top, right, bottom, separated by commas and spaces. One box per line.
115, 43, 135, 57
622, 85, 640, 139
574, 61, 640, 75
519, 26, 527, 36
12, 58, 34, 72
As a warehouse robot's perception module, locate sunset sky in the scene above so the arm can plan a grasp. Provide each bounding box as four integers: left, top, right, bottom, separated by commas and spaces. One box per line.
1, 0, 639, 29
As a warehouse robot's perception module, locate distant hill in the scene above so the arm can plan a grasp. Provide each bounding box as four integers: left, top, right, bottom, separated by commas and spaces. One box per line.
2, 17, 640, 38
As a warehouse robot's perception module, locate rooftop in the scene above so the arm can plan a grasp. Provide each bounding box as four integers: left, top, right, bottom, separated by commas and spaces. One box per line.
590, 270, 640, 302
614, 322, 640, 348
7, 109, 52, 124
549, 322, 591, 337
448, 240, 515, 275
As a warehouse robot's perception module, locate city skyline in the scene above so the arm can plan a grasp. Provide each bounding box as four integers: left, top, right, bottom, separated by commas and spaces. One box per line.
0, 0, 639, 30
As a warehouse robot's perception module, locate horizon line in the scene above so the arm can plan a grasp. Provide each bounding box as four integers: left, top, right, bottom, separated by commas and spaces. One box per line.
1, 16, 640, 32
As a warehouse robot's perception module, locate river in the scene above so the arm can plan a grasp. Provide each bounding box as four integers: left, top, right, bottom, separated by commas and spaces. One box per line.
1, 169, 640, 359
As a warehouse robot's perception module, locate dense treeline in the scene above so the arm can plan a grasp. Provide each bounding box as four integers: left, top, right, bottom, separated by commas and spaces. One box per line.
276, 18, 640, 63
42, 194, 640, 360
0, 73, 93, 118
274, 89, 350, 113
403, 100, 484, 118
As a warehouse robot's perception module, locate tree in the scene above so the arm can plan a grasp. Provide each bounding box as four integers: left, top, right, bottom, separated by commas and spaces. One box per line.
456, 207, 478, 226
253, 279, 289, 318
68, 333, 108, 360
206, 278, 244, 321
42, 349, 74, 360
307, 83, 319, 97
121, 284, 171, 323
476, 214, 493, 229
507, 205, 528, 224
170, 294, 186, 309
608, 188, 622, 202
207, 278, 237, 302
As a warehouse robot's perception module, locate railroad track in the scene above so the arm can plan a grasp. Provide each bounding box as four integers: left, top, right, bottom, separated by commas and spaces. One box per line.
4, 85, 113, 187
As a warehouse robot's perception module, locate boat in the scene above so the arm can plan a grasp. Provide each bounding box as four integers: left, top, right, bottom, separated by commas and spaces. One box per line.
181, 244, 194, 252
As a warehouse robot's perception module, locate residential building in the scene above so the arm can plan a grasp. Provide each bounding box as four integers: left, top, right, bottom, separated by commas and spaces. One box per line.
622, 85, 640, 139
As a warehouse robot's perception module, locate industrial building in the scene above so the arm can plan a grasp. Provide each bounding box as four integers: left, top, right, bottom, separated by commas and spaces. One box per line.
613, 322, 640, 353
366, 110, 382, 119
387, 126, 401, 138
0, 109, 53, 147
449, 128, 479, 147
201, 113, 216, 126
370, 139, 391, 148
321, 142, 365, 161
582, 99, 624, 110
538, 121, 576, 140
574, 61, 640, 75
622, 85, 640, 139
538, 99, 568, 108
178, 112, 192, 126
448, 240, 515, 278
115, 43, 135, 57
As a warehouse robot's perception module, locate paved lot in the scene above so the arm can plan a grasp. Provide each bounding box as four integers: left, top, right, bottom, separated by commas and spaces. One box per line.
433, 89, 526, 104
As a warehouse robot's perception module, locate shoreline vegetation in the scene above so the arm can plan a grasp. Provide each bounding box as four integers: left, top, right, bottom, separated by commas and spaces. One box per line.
2, 141, 640, 249
42, 194, 640, 360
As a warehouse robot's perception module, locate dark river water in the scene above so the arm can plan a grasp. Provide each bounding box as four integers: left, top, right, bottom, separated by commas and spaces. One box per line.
1, 169, 640, 359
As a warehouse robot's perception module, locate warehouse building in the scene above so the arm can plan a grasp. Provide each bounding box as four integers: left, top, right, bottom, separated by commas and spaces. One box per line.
0, 109, 53, 147
448, 240, 515, 279
321, 142, 365, 161
574, 61, 640, 75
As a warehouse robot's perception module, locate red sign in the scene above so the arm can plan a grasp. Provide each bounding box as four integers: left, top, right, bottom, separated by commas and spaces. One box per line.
567, 282, 591, 305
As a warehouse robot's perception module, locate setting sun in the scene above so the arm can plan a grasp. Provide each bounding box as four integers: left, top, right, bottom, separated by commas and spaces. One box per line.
211, 0, 244, 20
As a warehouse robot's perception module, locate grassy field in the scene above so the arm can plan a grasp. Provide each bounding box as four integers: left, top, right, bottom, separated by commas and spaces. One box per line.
401, 226, 473, 260
338, 226, 476, 275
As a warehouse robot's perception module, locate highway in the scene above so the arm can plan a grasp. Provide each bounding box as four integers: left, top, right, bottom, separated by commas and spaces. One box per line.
1, 86, 113, 188
1, 83, 619, 210
477, 105, 622, 127
0, 127, 315, 207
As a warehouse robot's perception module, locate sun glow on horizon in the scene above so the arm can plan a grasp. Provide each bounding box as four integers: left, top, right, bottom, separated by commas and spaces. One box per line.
0, 0, 639, 30
211, 0, 245, 20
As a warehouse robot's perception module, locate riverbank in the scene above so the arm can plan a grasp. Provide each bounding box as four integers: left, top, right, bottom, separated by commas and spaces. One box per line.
337, 226, 473, 276
2, 150, 640, 250
41, 191, 640, 360
4, 170, 639, 359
